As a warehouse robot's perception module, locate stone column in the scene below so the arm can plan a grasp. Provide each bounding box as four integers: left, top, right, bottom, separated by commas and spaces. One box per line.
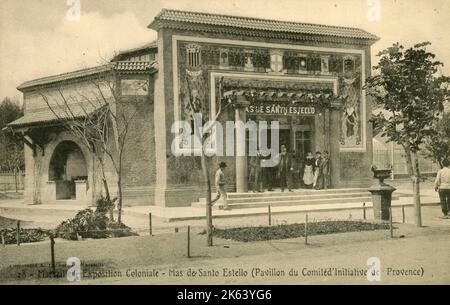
235, 106, 248, 193
329, 102, 342, 188
324, 108, 331, 153
234, 95, 251, 193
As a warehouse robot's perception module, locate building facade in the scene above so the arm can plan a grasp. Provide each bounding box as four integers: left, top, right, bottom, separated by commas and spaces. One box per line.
7, 9, 379, 207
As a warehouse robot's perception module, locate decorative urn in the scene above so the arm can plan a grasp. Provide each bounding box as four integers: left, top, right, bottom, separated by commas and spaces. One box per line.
368, 165, 396, 221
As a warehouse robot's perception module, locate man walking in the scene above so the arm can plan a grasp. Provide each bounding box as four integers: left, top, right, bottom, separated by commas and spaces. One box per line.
213, 162, 231, 210
435, 159, 450, 219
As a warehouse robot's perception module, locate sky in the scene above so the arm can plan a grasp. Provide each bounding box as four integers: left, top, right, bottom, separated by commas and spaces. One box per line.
0, 0, 449, 103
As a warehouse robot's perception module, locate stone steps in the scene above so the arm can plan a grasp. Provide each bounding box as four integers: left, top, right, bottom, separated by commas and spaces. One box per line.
191, 188, 399, 210
195, 191, 372, 204
227, 188, 369, 199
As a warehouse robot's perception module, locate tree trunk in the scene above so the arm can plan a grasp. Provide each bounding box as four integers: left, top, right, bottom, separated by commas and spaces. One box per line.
404, 145, 422, 227
102, 178, 114, 221
412, 152, 423, 227
102, 178, 111, 201
200, 150, 213, 247
13, 167, 18, 193
117, 177, 123, 224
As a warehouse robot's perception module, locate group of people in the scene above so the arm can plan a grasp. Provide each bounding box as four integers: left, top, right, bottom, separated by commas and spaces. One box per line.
212, 145, 331, 211
248, 146, 331, 193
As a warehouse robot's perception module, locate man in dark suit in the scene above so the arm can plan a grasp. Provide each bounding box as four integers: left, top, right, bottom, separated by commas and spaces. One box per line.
249, 150, 263, 192
322, 151, 331, 189
278, 145, 294, 192
313, 151, 324, 190
261, 150, 274, 191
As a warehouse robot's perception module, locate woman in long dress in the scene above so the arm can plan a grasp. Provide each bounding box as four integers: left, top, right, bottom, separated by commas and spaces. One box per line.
303, 152, 315, 188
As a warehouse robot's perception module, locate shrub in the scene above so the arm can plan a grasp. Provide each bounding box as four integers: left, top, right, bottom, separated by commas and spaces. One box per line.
55, 208, 138, 240
213, 221, 390, 242
0, 228, 49, 244
95, 196, 116, 215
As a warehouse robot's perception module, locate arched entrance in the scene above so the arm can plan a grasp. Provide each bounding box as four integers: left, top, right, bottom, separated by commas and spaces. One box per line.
48, 141, 87, 200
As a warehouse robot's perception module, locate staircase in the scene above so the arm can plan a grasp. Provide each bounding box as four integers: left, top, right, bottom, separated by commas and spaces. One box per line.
191, 188, 399, 209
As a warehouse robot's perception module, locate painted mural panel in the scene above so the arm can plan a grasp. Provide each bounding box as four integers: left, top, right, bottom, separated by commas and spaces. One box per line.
176, 40, 365, 151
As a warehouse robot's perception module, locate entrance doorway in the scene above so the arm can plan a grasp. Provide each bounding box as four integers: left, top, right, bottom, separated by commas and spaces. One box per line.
247, 115, 315, 189
48, 141, 87, 200
279, 129, 291, 151
295, 130, 312, 157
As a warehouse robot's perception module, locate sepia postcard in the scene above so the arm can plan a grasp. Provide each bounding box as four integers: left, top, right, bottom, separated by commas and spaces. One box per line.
0, 0, 449, 290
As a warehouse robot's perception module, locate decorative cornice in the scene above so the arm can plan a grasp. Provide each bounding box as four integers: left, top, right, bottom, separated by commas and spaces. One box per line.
153, 21, 377, 46
149, 9, 379, 46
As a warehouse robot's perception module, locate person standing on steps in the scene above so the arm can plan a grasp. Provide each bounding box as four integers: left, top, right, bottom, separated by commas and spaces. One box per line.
249, 150, 263, 192
435, 159, 450, 219
278, 145, 294, 192
313, 151, 324, 190
261, 150, 274, 192
322, 151, 331, 189
303, 152, 315, 189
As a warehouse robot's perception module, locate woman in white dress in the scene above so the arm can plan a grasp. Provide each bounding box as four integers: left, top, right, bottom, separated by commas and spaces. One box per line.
303, 152, 315, 188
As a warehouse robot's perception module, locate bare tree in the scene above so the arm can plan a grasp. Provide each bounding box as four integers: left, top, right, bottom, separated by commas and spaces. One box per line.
185, 76, 233, 246
40, 71, 143, 223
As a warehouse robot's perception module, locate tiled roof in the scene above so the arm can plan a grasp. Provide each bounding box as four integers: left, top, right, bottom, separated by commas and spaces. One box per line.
149, 9, 379, 41
17, 60, 157, 91
7, 102, 101, 128
115, 61, 157, 71
113, 41, 157, 60
17, 64, 113, 91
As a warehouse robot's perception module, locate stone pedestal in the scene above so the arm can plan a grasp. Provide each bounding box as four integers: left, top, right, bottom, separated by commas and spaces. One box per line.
43, 181, 56, 204
75, 180, 88, 204
368, 184, 396, 221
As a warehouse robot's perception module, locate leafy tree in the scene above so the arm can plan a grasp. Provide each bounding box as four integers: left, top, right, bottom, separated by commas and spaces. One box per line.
365, 42, 449, 227
0, 97, 24, 172
423, 112, 450, 168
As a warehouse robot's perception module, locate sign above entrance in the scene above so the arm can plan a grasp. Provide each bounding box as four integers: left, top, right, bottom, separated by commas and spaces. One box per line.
246, 103, 316, 116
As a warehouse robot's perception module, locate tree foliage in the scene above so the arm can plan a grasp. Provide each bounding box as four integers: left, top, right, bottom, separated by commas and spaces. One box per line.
423, 112, 450, 167
366, 42, 449, 153
0, 97, 24, 171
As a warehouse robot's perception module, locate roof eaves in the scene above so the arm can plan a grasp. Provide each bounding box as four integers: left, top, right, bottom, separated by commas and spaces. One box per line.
111, 41, 158, 61
149, 9, 379, 42
17, 64, 114, 92
17, 60, 158, 92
